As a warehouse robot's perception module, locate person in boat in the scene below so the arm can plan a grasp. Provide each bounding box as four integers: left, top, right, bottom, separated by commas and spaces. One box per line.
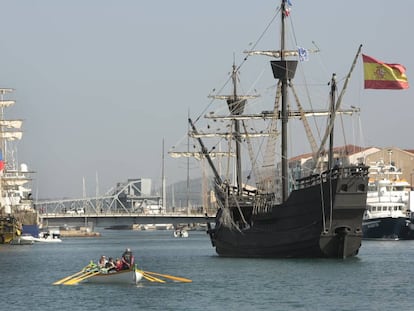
98, 255, 107, 268
121, 248, 134, 270
104, 257, 116, 272
115, 258, 123, 271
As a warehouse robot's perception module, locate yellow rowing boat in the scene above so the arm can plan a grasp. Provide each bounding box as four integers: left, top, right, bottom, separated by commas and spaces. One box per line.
54, 264, 191, 285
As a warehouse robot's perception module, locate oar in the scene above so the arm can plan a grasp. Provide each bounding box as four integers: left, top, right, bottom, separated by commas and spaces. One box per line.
141, 272, 166, 283
63, 271, 100, 285
143, 271, 192, 283
53, 270, 87, 285
53, 262, 97, 285
62, 271, 95, 285
63, 271, 99, 285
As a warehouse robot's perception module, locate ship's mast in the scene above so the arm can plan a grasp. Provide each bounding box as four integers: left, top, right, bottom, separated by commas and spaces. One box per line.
0, 89, 13, 168
0, 88, 27, 215
229, 63, 244, 195
186, 110, 190, 209
0, 89, 14, 214
206, 63, 258, 195
271, 0, 297, 201
328, 74, 337, 170
162, 138, 166, 209
188, 118, 222, 185
0, 89, 5, 213
280, 1, 288, 201
311, 45, 362, 172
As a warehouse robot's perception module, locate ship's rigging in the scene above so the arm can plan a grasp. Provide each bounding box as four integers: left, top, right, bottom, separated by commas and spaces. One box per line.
170, 4, 362, 201
170, 0, 369, 259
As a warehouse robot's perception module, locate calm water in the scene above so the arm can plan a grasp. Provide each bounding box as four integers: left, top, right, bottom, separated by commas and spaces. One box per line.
0, 229, 413, 311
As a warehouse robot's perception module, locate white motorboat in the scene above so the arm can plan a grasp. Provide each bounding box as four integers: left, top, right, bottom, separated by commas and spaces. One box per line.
173, 229, 189, 238
33, 231, 62, 243
363, 162, 414, 240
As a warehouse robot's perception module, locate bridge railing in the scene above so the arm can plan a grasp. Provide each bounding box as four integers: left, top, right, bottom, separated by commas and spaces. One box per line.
35, 195, 210, 217
39, 210, 207, 217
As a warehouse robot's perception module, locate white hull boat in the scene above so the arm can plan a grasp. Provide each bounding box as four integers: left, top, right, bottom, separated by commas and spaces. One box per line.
363, 163, 414, 240
11, 233, 62, 243
173, 229, 189, 238
33, 236, 62, 243
10, 234, 34, 245
54, 265, 191, 285
34, 231, 62, 242
84, 269, 143, 285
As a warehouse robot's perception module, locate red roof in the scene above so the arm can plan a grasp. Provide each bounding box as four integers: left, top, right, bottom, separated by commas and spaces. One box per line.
404, 149, 414, 155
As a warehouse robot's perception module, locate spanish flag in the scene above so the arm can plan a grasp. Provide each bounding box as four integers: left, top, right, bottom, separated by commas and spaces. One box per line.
362, 54, 409, 89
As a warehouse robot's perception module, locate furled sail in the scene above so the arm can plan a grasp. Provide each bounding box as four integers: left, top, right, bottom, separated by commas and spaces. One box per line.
244, 48, 319, 59
169, 151, 233, 160
0, 131, 23, 140
0, 120, 23, 129
0, 100, 16, 108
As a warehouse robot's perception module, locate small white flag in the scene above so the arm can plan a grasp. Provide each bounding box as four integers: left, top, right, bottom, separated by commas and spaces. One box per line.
298, 47, 309, 62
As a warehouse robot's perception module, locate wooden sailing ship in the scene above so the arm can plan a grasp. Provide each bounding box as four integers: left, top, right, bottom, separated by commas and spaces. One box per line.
186, 0, 369, 258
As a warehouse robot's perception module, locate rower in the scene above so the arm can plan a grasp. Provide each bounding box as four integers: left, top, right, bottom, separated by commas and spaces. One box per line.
121, 248, 134, 270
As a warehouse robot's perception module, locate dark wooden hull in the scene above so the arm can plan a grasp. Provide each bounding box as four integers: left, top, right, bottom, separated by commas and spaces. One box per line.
209, 167, 369, 258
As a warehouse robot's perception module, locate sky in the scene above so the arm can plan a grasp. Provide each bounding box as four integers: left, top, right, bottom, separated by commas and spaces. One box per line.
0, 0, 412, 200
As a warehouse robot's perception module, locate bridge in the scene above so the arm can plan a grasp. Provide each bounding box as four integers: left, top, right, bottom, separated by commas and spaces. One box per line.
39, 212, 215, 228
34, 179, 216, 228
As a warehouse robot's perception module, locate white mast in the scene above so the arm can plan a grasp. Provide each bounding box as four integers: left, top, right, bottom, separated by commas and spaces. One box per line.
162, 138, 166, 210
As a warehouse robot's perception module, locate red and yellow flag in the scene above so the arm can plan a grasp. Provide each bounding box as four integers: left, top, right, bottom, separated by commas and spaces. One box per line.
362, 54, 409, 89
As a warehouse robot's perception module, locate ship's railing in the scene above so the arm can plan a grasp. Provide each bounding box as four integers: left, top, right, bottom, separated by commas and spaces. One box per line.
295, 165, 369, 190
